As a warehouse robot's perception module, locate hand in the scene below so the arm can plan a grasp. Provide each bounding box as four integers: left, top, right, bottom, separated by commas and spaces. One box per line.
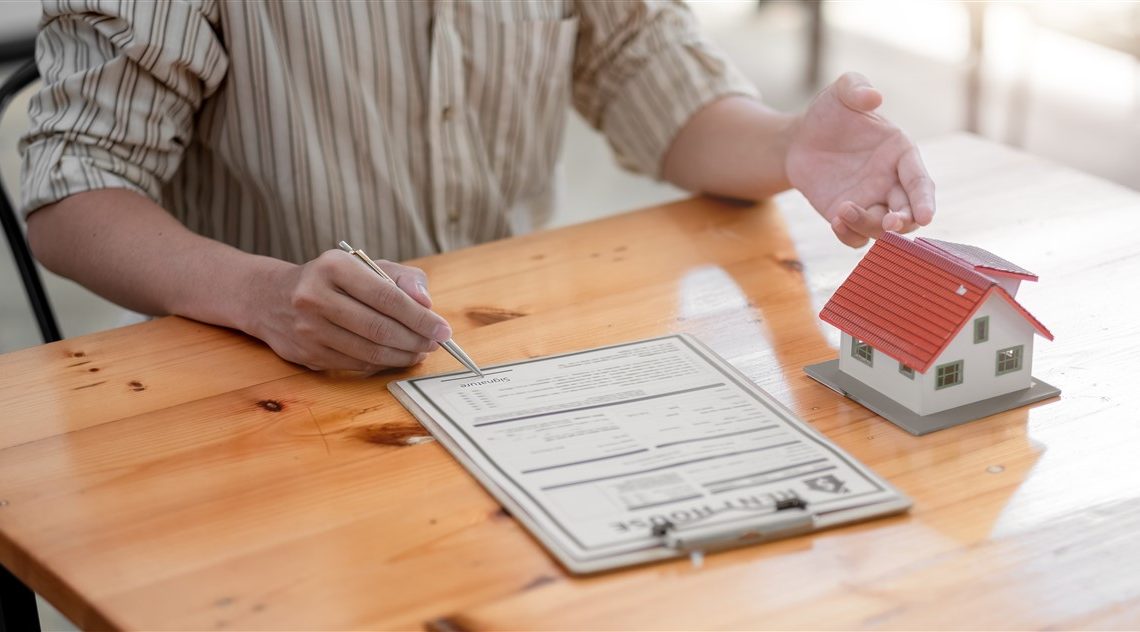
248, 250, 450, 372
786, 72, 936, 248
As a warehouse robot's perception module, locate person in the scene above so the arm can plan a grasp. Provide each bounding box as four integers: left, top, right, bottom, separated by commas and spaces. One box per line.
21, 1, 935, 373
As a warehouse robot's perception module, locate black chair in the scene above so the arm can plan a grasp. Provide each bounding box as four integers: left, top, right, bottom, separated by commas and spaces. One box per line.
0, 57, 47, 632
1, 59, 61, 345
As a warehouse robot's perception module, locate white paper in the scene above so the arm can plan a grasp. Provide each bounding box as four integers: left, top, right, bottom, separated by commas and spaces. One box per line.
392, 335, 906, 568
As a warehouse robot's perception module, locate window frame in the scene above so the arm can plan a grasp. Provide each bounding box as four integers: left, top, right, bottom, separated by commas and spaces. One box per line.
935, 360, 964, 390
974, 316, 990, 344
898, 362, 914, 379
851, 338, 874, 366
995, 345, 1024, 376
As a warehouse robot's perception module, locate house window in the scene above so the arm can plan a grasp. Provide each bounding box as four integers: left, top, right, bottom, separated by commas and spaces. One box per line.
935, 360, 964, 389
851, 339, 874, 366
996, 345, 1024, 375
899, 362, 914, 379
974, 316, 989, 343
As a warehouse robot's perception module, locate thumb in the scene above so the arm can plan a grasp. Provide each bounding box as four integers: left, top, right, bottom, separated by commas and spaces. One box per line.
834, 72, 883, 113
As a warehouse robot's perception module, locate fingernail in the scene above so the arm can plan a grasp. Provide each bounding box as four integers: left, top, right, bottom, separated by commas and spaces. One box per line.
417, 282, 430, 300
841, 206, 860, 222
433, 323, 452, 342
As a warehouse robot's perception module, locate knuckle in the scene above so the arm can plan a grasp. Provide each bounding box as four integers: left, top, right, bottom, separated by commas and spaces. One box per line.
366, 346, 390, 367
366, 317, 392, 343
370, 278, 400, 307
291, 286, 319, 311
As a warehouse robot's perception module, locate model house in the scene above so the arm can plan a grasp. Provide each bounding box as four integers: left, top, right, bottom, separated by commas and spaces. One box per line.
818, 232, 1053, 417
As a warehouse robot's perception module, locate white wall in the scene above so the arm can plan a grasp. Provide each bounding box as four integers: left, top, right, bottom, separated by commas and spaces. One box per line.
994, 277, 1021, 297
838, 292, 1039, 416
838, 332, 923, 413
918, 293, 1035, 414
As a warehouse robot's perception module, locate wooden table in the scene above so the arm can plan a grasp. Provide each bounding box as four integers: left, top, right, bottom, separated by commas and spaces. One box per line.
2, 134, 1138, 630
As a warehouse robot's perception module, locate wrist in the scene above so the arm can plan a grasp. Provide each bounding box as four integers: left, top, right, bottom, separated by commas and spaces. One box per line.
771, 107, 802, 193
232, 255, 296, 339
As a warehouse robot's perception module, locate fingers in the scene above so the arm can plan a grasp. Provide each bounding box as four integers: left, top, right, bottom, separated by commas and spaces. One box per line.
830, 216, 870, 249
830, 192, 920, 248
330, 254, 452, 343
317, 321, 430, 369
884, 186, 917, 234
898, 148, 936, 226
835, 72, 883, 113
322, 290, 440, 353
835, 200, 890, 237
830, 201, 882, 248
273, 250, 452, 371
296, 345, 387, 373
379, 260, 433, 308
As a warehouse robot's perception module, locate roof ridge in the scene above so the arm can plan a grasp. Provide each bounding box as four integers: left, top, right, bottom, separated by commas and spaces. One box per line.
916, 236, 1039, 280
880, 232, 996, 289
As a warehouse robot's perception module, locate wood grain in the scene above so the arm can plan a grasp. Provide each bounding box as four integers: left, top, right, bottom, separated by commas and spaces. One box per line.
1, 134, 1139, 629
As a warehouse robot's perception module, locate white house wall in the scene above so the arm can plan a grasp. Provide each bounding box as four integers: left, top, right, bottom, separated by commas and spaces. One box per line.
838, 332, 923, 413
918, 293, 1035, 415
837, 293, 1038, 416
994, 277, 1021, 297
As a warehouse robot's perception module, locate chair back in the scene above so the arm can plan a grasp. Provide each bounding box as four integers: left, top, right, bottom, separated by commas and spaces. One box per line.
0, 59, 61, 344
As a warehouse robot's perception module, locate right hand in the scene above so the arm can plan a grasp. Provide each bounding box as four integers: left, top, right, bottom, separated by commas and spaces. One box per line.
248, 249, 451, 372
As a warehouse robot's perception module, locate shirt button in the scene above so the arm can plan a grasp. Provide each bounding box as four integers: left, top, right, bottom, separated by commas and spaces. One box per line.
441, 105, 454, 122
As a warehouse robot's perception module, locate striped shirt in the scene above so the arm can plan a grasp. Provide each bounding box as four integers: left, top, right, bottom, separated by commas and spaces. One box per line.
21, 0, 756, 264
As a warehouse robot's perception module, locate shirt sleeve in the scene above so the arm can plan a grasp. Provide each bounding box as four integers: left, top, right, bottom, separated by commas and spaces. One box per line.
19, 0, 227, 216
571, 0, 759, 179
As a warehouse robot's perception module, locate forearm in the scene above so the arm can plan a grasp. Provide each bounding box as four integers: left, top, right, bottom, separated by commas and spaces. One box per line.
26, 188, 291, 333
661, 96, 799, 201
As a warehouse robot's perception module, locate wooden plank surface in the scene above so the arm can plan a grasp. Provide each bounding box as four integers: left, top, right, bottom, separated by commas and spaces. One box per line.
2, 133, 1139, 629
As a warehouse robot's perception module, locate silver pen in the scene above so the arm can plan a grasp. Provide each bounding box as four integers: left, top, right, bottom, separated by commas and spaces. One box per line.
338, 241, 484, 377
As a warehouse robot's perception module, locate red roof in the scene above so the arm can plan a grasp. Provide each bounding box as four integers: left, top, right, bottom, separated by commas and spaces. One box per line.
917, 237, 1039, 281
820, 232, 1053, 373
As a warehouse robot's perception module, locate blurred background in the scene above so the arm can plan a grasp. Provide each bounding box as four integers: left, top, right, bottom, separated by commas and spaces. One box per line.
1, 1, 1138, 628
2, 0, 1139, 352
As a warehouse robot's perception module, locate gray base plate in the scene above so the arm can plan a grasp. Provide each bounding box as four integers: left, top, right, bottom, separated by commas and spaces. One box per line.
804, 360, 1061, 436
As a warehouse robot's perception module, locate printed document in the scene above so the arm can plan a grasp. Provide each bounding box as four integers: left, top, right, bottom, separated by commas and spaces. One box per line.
389, 334, 909, 573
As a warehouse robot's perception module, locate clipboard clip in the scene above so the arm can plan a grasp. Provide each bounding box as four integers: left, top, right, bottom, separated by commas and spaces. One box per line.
651, 497, 813, 566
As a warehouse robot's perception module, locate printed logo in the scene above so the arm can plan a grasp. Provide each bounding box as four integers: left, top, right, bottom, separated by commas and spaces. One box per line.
804, 474, 849, 494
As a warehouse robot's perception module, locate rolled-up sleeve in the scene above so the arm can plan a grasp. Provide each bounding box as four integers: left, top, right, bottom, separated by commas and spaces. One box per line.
571, 0, 758, 178
19, 0, 227, 216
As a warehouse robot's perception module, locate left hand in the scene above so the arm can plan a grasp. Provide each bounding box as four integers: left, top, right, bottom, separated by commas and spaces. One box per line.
786, 72, 936, 248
